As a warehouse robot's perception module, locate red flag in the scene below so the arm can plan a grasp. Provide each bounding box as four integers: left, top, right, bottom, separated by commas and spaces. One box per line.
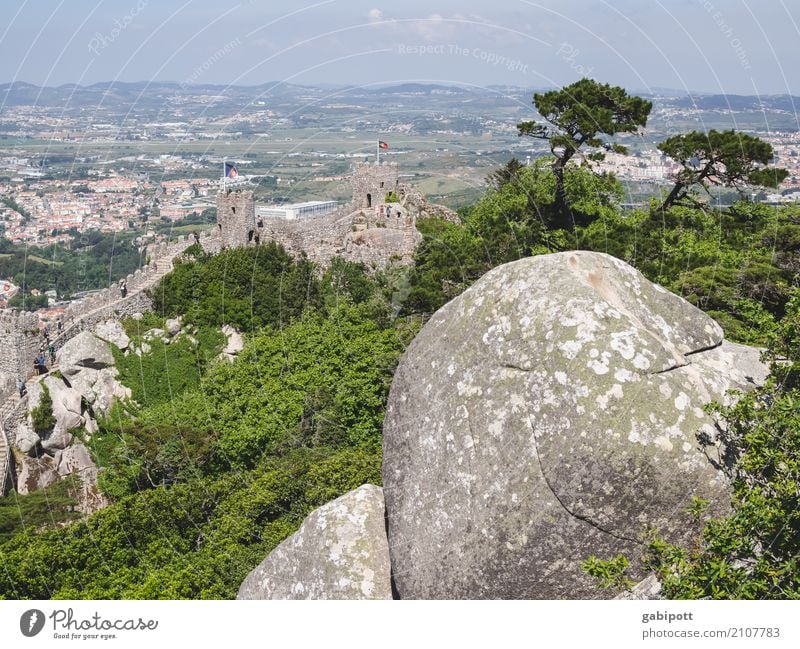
378, 140, 389, 149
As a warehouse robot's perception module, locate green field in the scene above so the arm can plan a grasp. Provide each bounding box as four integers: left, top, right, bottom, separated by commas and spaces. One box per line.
28, 254, 64, 267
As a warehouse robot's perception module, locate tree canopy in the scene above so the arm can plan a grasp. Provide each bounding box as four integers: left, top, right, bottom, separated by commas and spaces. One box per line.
658, 129, 789, 210
517, 77, 651, 228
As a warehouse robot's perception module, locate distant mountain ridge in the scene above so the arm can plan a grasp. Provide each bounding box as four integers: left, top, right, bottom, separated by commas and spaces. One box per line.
3, 80, 800, 104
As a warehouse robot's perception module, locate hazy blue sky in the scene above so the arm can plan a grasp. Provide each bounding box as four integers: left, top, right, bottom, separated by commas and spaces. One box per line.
1, 0, 799, 94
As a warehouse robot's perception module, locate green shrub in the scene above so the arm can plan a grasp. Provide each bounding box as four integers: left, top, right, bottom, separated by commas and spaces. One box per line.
30, 383, 55, 435
0, 476, 79, 543
644, 291, 800, 598
0, 448, 380, 599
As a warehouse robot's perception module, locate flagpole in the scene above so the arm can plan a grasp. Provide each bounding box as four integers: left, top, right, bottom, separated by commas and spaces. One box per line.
376, 139, 379, 165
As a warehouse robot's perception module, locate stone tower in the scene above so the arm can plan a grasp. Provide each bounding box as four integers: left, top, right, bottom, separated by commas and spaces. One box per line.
0, 309, 41, 392
350, 162, 399, 209
216, 188, 256, 248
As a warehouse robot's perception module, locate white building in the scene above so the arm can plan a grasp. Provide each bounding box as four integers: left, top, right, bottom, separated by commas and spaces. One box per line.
257, 200, 338, 220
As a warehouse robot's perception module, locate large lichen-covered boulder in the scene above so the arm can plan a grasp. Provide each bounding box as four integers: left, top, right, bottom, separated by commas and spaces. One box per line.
58, 331, 115, 377
237, 485, 392, 600
383, 251, 768, 599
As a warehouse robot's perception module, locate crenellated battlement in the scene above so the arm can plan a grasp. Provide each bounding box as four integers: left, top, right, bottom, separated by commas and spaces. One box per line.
213, 162, 450, 269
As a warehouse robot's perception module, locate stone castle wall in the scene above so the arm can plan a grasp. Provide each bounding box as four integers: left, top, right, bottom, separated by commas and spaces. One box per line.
0, 230, 220, 401
0, 310, 40, 391
350, 162, 400, 209
217, 189, 256, 248
253, 207, 420, 268
216, 162, 459, 269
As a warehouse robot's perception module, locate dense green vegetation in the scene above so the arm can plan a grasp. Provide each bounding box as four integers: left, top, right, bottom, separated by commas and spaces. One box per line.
0, 448, 379, 598
151, 242, 320, 331
0, 477, 80, 544
643, 293, 800, 598
0, 231, 143, 303
404, 161, 798, 346
112, 322, 225, 409
94, 301, 408, 500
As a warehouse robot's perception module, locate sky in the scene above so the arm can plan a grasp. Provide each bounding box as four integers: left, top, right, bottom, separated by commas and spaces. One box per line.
1, 0, 799, 95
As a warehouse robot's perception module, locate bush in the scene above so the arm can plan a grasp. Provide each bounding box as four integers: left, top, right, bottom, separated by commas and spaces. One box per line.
113, 326, 225, 409
149, 243, 321, 331
30, 383, 55, 435
0, 448, 380, 599
644, 291, 800, 598
144, 304, 405, 472
0, 476, 79, 543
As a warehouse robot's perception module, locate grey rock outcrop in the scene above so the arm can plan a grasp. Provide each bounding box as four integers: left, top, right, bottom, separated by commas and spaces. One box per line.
57, 442, 107, 513
26, 377, 83, 451
165, 317, 182, 337
9, 330, 126, 512
382, 251, 768, 599
15, 420, 39, 455
57, 442, 95, 478
58, 331, 115, 376
237, 484, 392, 600
40, 426, 74, 453
220, 324, 244, 361
43, 376, 83, 433
94, 319, 130, 351
16, 451, 60, 495
68, 367, 130, 417
53, 331, 130, 417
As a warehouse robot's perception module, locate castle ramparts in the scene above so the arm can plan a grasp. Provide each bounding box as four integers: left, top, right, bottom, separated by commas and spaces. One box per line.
216, 162, 456, 269
1, 230, 221, 494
